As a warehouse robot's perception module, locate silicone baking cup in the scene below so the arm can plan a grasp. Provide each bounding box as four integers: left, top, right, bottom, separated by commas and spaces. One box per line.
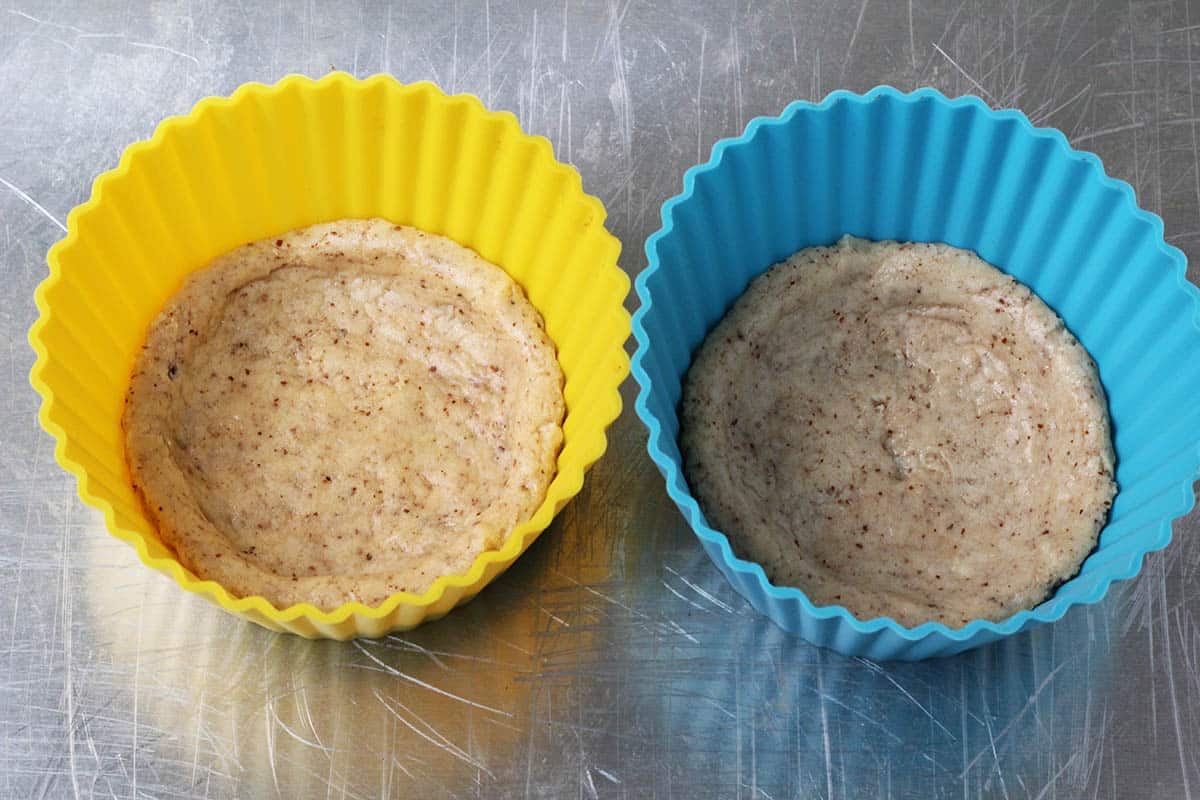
632, 86, 1200, 660
29, 73, 629, 639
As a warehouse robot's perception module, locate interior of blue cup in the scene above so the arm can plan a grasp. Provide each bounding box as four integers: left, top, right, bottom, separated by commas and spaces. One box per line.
632, 86, 1200, 654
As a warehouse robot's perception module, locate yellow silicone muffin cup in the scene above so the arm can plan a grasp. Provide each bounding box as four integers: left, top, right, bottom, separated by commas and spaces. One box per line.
29, 73, 630, 639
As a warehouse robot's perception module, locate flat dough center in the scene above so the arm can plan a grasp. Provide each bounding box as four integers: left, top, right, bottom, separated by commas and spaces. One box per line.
681, 236, 1115, 628
177, 265, 525, 575
124, 220, 563, 609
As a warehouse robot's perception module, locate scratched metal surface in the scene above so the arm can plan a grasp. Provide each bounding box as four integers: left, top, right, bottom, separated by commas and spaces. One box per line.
3, 1, 1200, 798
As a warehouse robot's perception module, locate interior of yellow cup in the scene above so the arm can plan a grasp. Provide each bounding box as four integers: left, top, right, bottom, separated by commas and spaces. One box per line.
28, 73, 630, 638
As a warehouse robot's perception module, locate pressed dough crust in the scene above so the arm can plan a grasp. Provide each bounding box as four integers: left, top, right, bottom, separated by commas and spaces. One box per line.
123, 219, 564, 610
681, 236, 1116, 627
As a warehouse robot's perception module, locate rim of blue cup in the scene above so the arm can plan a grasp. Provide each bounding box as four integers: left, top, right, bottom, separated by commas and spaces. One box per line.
631, 85, 1200, 651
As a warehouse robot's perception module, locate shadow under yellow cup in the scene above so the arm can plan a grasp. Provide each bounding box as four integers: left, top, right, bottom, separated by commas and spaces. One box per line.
29, 72, 630, 639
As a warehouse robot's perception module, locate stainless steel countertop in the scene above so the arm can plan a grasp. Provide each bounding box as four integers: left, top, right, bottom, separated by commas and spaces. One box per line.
3, 1, 1200, 798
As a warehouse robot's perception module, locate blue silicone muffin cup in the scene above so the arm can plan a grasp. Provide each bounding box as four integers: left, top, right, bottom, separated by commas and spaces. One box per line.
631, 86, 1200, 660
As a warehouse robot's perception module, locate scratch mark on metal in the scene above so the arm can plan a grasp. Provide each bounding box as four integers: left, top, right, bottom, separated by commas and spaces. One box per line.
8, 8, 94, 35
665, 618, 699, 643
524, 8, 539, 132
266, 696, 335, 753
373, 689, 495, 779
597, 768, 620, 784
188, 688, 205, 789
541, 607, 571, 626
602, 0, 634, 229
813, 47, 821, 99
1032, 752, 1079, 800
811, 689, 903, 745
485, 0, 493, 107
1032, 84, 1092, 125
382, 4, 392, 75
561, 0, 569, 63
352, 640, 513, 717
1161, 602, 1194, 798
1070, 120, 1145, 143
60, 511, 80, 800
907, 0, 917, 71
916, 0, 969, 77
960, 664, 969, 800
855, 658, 957, 741
787, 4, 799, 66
817, 659, 834, 800
731, 15, 744, 130
960, 659, 1071, 777
931, 42, 997, 102
263, 701, 281, 796
665, 566, 735, 612
979, 692, 1011, 800
377, 636, 450, 670
661, 579, 708, 613
130, 591, 143, 798
558, 571, 649, 619
0, 177, 66, 232
1185, 0, 1200, 234
128, 41, 200, 65
842, 0, 870, 81
696, 27, 707, 163
1127, 0, 1142, 193
369, 637, 516, 668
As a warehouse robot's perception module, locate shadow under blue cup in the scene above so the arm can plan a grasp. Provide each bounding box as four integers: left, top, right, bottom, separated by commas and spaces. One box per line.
631, 86, 1200, 660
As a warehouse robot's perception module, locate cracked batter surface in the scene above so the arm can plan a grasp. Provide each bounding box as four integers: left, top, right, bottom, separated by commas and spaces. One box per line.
124, 219, 563, 610
681, 236, 1115, 627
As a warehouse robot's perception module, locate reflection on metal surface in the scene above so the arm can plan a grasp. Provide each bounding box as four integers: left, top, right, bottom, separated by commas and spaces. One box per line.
71, 498, 1130, 799
3, 1, 1200, 798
